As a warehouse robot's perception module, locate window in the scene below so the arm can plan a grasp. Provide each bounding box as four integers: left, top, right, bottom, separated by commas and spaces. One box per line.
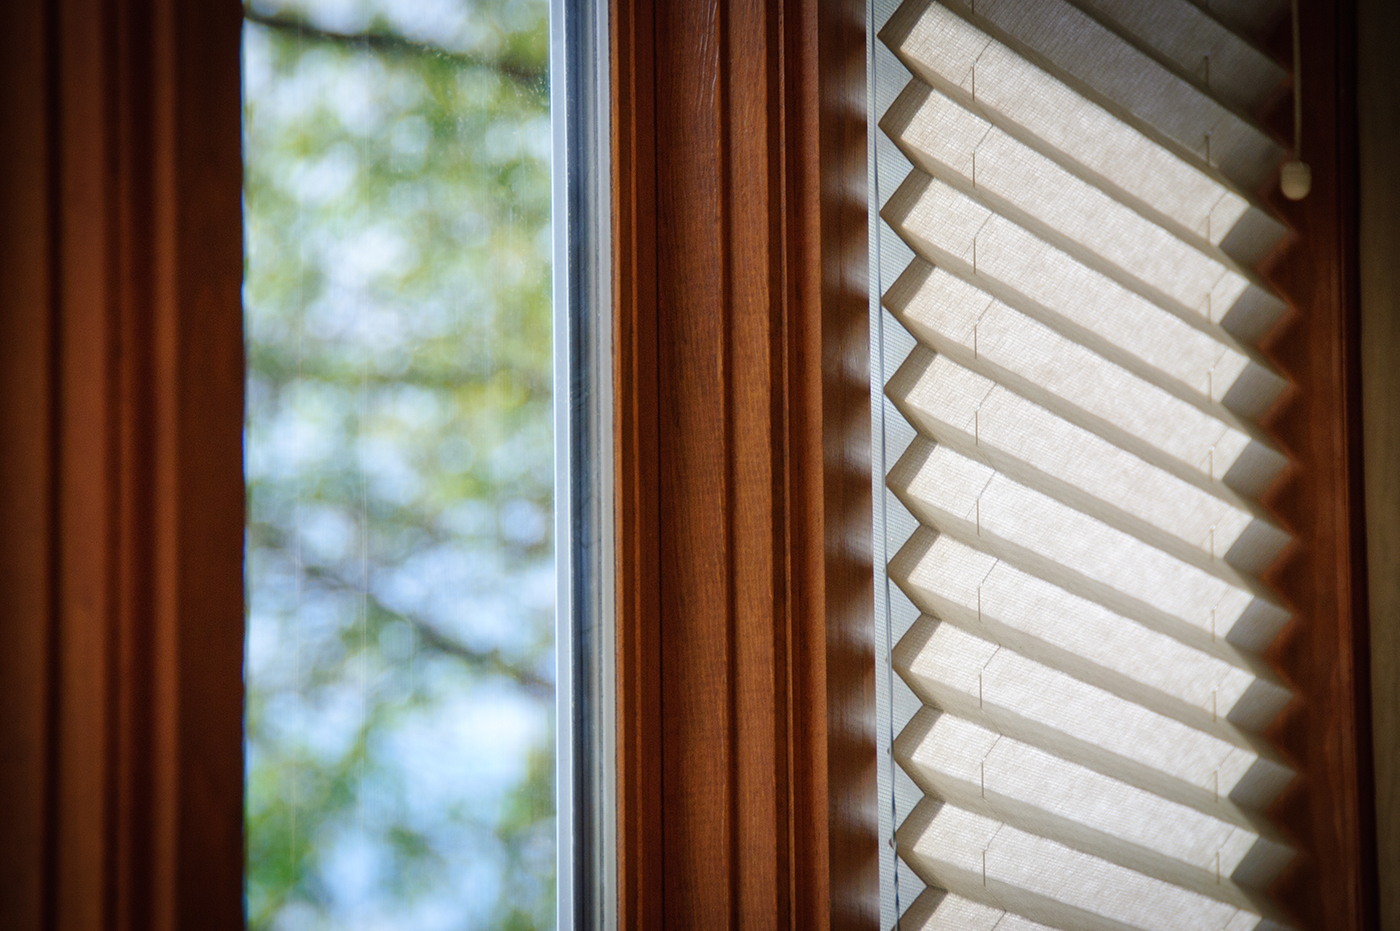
0, 0, 1386, 927
241, 2, 562, 929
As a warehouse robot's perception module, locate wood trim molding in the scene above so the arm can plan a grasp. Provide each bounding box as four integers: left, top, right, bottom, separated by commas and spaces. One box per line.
611, 0, 876, 925
1256, 0, 1381, 927
0, 2, 245, 929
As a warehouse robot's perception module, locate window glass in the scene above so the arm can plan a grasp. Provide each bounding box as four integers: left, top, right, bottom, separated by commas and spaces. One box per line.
242, 3, 554, 928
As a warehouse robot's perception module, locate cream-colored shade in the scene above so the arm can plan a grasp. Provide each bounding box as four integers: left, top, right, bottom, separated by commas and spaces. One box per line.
876, 1, 1296, 928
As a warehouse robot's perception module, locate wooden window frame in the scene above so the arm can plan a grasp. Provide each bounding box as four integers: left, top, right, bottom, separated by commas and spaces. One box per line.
0, 2, 245, 929
610, 0, 876, 925
1252, 1, 1380, 926
0, 0, 1389, 928
610, 0, 1383, 928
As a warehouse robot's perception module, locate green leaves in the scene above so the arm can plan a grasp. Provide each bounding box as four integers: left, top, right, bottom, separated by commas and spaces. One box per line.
243, 3, 554, 927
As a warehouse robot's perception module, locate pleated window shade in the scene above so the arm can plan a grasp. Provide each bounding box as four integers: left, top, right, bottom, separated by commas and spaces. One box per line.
870, 1, 1299, 928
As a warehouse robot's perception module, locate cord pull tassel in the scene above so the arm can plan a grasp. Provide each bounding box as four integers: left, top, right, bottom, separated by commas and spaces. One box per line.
1284, 0, 1312, 199
1282, 160, 1312, 200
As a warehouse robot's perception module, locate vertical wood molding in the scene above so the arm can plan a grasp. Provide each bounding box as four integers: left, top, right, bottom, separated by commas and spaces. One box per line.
612, 0, 663, 923
0, 1, 57, 925
612, 0, 875, 926
1257, 0, 1380, 927
1357, 0, 1400, 925
803, 3, 879, 925
0, 2, 245, 930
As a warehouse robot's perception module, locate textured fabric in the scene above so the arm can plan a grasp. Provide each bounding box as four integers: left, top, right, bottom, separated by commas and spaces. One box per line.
876, 1, 1296, 928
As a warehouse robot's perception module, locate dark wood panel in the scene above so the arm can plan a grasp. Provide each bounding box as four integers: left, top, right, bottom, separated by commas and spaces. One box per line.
1255, 0, 1380, 928
806, 1, 879, 923
0, 2, 57, 926
1356, 0, 1400, 924
0, 2, 245, 929
612, 0, 875, 926
612, 0, 664, 923
163, 5, 248, 928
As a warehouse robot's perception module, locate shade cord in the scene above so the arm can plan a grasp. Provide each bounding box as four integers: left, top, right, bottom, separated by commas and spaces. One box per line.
1281, 0, 1312, 198
1292, 0, 1303, 156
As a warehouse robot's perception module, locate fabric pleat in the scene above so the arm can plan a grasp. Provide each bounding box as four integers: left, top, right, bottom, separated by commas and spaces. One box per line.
875, 1, 1297, 928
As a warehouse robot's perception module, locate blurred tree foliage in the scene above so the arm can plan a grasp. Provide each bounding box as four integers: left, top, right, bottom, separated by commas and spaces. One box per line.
242, 1, 554, 928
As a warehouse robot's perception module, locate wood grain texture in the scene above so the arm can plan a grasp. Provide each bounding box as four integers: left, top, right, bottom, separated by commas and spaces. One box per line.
612, 0, 875, 926
0, 1, 57, 924
612, 0, 663, 924
0, 2, 245, 929
1255, 0, 1381, 928
1356, 0, 1400, 925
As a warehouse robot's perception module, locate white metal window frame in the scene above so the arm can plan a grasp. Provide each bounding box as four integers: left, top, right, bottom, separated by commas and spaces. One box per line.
551, 0, 615, 927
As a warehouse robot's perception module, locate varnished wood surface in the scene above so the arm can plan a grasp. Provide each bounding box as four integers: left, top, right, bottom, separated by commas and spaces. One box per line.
0, 1, 58, 924
1256, 1, 1380, 928
0, 2, 245, 929
612, 0, 875, 926
612, 0, 663, 923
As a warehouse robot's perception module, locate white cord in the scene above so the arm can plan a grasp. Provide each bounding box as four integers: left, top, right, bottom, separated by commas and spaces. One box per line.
1282, 0, 1313, 198
1292, 0, 1303, 157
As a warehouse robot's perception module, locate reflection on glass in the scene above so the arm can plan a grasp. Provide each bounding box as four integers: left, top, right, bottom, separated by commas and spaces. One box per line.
241, 2, 553, 928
